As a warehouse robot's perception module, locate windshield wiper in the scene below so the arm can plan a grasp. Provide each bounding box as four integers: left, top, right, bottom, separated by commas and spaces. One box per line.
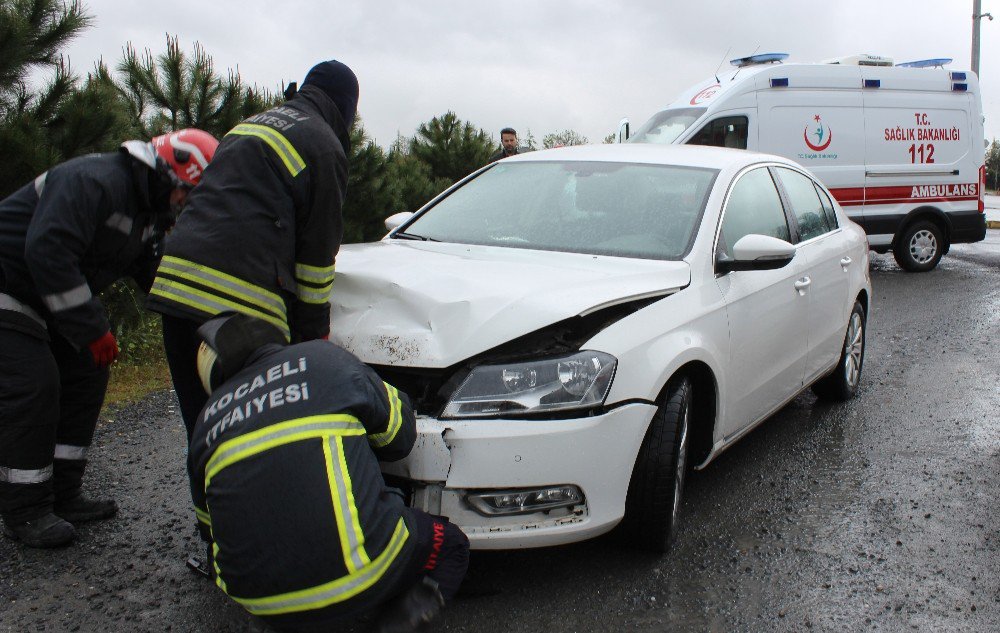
391, 231, 434, 241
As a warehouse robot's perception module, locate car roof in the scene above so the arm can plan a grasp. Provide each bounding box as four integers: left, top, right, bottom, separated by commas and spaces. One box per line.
501, 143, 794, 171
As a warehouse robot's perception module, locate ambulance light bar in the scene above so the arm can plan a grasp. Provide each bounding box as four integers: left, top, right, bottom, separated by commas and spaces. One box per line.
897, 58, 953, 68
823, 54, 893, 66
953, 83, 968, 92
770, 78, 789, 88
730, 53, 788, 67
863, 79, 881, 88
951, 72, 967, 81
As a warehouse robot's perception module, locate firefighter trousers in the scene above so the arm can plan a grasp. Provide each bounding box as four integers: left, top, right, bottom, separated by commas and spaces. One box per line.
0, 326, 110, 524
160, 313, 208, 442
261, 509, 470, 633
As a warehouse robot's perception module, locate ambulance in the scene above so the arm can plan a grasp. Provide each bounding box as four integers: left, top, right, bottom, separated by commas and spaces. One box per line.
624, 53, 988, 271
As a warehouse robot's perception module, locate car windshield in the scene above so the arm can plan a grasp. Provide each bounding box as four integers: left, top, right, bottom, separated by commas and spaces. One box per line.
400, 161, 717, 260
628, 107, 706, 144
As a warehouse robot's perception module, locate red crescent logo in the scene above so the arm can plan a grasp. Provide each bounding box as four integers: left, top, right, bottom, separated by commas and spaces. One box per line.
803, 126, 833, 151
690, 85, 721, 105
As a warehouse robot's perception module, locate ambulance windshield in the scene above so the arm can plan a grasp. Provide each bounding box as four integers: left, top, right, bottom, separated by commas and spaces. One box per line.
629, 108, 705, 144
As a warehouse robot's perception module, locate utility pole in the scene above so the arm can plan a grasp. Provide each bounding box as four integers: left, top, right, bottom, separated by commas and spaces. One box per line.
972, 0, 994, 76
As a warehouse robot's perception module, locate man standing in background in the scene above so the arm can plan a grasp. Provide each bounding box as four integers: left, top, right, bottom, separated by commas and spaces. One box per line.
488, 127, 522, 163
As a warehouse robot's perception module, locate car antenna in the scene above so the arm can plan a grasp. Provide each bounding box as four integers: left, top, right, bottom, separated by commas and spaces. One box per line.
732, 44, 760, 80
714, 47, 731, 83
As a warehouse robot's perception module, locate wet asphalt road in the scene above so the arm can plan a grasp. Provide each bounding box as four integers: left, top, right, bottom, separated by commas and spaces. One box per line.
2, 235, 998, 633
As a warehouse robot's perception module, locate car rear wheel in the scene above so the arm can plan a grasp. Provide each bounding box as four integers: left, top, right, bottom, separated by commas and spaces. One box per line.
812, 301, 866, 401
893, 220, 945, 272
620, 375, 691, 553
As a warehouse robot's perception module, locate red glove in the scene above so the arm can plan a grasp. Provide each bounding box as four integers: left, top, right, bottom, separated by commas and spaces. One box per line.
88, 331, 119, 368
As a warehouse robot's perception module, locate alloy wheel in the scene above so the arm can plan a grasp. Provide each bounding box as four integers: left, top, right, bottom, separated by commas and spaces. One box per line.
908, 229, 938, 264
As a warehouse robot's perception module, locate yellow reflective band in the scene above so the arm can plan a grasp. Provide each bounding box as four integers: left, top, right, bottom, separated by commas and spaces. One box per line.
205, 415, 365, 486
227, 124, 306, 176
194, 505, 212, 528
213, 541, 227, 594
228, 518, 409, 615
324, 437, 370, 573
295, 262, 336, 284
296, 282, 334, 305
150, 279, 291, 341
369, 383, 403, 449
158, 256, 286, 319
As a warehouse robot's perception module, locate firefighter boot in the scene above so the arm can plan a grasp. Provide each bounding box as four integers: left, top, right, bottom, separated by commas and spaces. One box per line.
374, 577, 445, 633
2, 512, 76, 548
54, 494, 117, 523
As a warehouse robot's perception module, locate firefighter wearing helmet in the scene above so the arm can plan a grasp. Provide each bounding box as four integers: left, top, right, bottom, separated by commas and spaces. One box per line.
0, 129, 218, 548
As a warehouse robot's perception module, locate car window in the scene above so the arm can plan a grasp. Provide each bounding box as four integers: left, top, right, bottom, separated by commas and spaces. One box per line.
404, 161, 717, 260
686, 116, 749, 150
774, 167, 834, 242
814, 183, 840, 229
718, 167, 790, 258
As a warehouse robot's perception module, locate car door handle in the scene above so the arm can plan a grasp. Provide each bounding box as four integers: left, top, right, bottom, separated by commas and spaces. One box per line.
794, 277, 812, 292
840, 256, 852, 270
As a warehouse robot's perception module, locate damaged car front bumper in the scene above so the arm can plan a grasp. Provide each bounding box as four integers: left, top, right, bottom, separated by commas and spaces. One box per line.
380, 402, 657, 549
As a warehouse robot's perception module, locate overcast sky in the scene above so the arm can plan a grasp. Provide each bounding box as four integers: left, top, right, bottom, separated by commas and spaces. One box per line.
57, 0, 1000, 148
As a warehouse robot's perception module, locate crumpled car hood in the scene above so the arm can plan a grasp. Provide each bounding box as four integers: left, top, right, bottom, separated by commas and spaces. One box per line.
329, 240, 690, 368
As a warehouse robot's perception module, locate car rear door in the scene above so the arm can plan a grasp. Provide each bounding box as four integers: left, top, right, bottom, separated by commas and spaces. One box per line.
772, 167, 853, 384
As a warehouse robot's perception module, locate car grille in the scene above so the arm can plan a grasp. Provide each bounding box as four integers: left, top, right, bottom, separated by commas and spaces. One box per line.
369, 365, 455, 417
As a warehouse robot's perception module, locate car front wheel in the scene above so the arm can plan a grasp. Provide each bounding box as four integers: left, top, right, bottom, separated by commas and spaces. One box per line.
621, 375, 691, 553
812, 300, 866, 401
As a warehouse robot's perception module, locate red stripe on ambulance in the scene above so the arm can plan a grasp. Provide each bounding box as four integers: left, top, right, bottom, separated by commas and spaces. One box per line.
830, 183, 979, 207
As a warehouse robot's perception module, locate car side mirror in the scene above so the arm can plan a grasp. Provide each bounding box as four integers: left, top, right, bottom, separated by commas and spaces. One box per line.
716, 234, 796, 274
617, 118, 630, 143
384, 211, 414, 232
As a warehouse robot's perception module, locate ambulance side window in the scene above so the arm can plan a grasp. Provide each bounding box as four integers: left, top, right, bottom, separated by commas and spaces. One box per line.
687, 116, 748, 150
773, 167, 833, 241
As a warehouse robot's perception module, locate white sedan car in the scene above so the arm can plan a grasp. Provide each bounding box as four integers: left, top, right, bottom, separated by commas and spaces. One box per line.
330, 144, 871, 552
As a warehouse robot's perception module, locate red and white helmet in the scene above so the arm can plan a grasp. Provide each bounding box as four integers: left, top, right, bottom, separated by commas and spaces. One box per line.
152, 129, 219, 188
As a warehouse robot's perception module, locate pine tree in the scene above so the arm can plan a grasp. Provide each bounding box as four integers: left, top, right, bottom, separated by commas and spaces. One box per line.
409, 111, 494, 183
0, 0, 127, 196
116, 35, 279, 139
387, 145, 448, 216
342, 116, 399, 243
986, 138, 1000, 193
0, 0, 88, 107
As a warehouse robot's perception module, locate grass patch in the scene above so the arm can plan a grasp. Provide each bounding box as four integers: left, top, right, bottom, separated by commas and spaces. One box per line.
103, 358, 172, 409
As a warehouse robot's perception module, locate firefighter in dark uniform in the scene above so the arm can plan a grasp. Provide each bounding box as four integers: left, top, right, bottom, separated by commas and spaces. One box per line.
190, 313, 469, 633
148, 59, 359, 442
0, 129, 220, 548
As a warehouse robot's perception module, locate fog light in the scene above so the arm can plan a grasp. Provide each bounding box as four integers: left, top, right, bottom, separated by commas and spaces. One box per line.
466, 485, 584, 516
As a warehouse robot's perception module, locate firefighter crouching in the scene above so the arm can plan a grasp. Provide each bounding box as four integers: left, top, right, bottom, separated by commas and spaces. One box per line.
190, 314, 469, 632
0, 129, 220, 548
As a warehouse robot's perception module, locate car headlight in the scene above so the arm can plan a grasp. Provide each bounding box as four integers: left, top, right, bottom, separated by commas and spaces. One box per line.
441, 351, 617, 419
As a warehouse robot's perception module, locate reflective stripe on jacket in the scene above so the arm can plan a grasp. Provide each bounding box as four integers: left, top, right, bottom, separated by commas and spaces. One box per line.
148, 85, 348, 342
188, 340, 417, 619
0, 151, 168, 347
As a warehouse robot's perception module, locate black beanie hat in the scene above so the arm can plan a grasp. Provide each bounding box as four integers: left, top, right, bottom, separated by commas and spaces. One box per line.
196, 313, 287, 393
302, 60, 359, 129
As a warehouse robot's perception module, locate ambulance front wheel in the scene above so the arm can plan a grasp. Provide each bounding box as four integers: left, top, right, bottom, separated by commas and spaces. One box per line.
893, 220, 945, 272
